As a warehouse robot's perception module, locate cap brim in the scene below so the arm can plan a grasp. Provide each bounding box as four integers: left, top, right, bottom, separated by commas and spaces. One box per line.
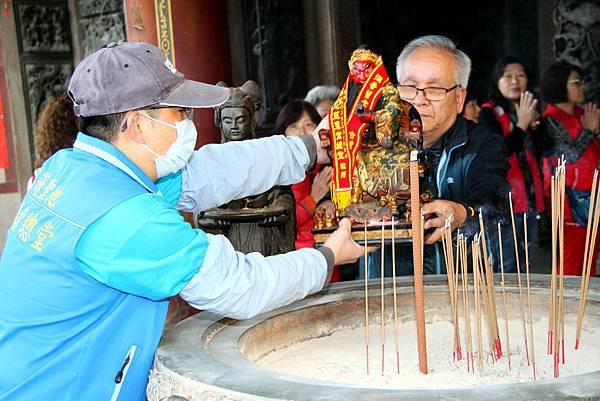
159, 79, 230, 109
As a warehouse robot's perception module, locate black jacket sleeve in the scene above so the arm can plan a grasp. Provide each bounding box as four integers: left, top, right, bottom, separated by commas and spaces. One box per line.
479, 107, 526, 156
462, 124, 510, 236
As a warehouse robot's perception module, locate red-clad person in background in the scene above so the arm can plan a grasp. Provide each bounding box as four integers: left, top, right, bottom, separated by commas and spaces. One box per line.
540, 63, 600, 276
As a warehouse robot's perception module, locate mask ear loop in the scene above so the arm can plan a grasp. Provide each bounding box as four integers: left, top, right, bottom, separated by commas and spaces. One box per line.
121, 112, 150, 148
121, 111, 137, 132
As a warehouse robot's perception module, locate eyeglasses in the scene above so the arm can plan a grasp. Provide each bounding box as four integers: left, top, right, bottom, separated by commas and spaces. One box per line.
121, 106, 194, 131
141, 106, 194, 119
568, 79, 585, 86
397, 84, 460, 101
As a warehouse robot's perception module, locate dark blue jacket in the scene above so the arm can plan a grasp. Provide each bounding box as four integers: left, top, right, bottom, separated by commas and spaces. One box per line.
369, 116, 509, 276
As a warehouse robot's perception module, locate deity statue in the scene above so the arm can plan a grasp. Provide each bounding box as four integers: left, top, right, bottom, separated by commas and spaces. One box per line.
320, 47, 427, 228
197, 80, 296, 255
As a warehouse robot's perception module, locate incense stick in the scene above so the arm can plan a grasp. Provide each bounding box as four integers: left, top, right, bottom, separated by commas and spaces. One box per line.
558, 165, 565, 365
380, 224, 385, 376
459, 235, 473, 373
472, 237, 483, 372
454, 229, 462, 362
410, 150, 427, 374
479, 212, 501, 360
498, 222, 511, 371
441, 219, 460, 363
576, 170, 600, 349
508, 192, 529, 365
391, 217, 400, 374
548, 177, 557, 356
364, 221, 369, 375
475, 239, 495, 363
524, 214, 536, 380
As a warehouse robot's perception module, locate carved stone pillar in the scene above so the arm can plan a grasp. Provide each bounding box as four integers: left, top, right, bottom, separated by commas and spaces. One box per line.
303, 0, 361, 89
12, 1, 74, 162
226, 0, 309, 134
77, 0, 126, 57
553, 0, 600, 104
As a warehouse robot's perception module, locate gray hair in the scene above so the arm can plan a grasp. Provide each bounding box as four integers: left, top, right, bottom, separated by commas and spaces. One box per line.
396, 35, 471, 88
304, 85, 340, 105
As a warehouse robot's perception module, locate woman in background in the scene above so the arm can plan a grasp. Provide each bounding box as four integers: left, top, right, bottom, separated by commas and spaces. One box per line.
304, 85, 340, 118
479, 55, 548, 272
541, 63, 600, 276
29, 92, 79, 189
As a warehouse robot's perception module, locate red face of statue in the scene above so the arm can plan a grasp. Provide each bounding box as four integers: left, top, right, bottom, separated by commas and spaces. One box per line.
351, 60, 374, 84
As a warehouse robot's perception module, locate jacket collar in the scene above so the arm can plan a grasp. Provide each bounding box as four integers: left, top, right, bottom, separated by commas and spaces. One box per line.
434, 115, 468, 150
73, 132, 158, 194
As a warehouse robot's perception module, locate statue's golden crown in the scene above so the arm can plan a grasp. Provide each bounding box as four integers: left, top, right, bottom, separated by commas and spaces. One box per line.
349, 48, 379, 65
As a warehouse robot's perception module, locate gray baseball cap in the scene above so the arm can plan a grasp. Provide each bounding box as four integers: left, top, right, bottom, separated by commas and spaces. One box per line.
68, 41, 230, 117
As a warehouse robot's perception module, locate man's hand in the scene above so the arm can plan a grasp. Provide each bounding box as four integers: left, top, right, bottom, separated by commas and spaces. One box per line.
312, 115, 331, 164
421, 199, 467, 244
318, 200, 336, 218
323, 218, 377, 265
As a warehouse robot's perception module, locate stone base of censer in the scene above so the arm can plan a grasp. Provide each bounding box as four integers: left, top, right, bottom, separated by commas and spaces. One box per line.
148, 275, 600, 401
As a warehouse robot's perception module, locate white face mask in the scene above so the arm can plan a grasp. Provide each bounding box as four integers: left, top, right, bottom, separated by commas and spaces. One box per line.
138, 112, 197, 179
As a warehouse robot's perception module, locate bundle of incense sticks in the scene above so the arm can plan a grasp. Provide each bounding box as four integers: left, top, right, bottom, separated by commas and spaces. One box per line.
458, 234, 474, 373
548, 161, 566, 378
441, 217, 462, 363
478, 212, 501, 360
471, 236, 484, 372
575, 169, 600, 350
474, 232, 496, 364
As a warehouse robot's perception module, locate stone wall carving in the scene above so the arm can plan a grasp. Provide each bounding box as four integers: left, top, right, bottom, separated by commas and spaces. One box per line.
24, 64, 71, 139
17, 3, 71, 53
13, 0, 74, 160
78, 0, 122, 16
553, 0, 600, 103
243, 0, 308, 127
78, 0, 126, 57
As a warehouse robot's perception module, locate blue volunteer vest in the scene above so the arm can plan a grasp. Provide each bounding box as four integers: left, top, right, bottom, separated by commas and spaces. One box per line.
0, 133, 171, 401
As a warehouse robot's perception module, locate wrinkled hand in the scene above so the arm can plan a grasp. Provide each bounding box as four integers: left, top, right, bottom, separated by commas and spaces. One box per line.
582, 102, 600, 134
312, 115, 331, 164
323, 218, 377, 265
310, 166, 333, 203
318, 200, 336, 218
516, 91, 538, 131
421, 199, 467, 245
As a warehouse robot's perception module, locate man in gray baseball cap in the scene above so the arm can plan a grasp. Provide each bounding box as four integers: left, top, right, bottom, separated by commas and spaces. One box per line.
0, 41, 369, 401
68, 41, 230, 117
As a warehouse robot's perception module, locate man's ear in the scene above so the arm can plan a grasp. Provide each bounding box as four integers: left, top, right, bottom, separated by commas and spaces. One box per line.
123, 111, 147, 144
456, 87, 467, 114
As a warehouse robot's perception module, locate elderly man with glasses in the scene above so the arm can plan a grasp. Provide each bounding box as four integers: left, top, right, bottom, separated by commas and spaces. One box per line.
367, 35, 510, 277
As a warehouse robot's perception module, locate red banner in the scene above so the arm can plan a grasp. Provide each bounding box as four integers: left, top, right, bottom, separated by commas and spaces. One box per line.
329, 58, 390, 210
